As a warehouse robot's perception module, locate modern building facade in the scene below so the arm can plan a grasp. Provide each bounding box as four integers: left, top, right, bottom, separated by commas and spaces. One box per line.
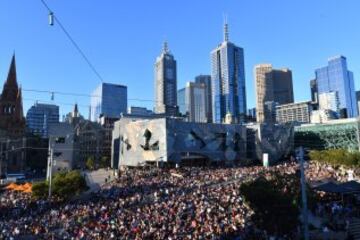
315, 56, 357, 118
177, 88, 186, 116
47, 122, 75, 177
154, 42, 178, 116
179, 82, 207, 123
276, 101, 313, 124
127, 106, 153, 116
318, 91, 340, 116
26, 103, 59, 138
90, 82, 127, 122
310, 79, 318, 103
247, 108, 256, 122
195, 75, 212, 123
111, 117, 294, 168
254, 64, 294, 123
295, 118, 360, 151
211, 22, 246, 123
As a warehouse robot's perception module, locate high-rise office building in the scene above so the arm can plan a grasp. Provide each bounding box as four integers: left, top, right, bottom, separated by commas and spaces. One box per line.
195, 75, 212, 123
211, 22, 246, 123
90, 83, 127, 122
154, 42, 178, 116
177, 88, 186, 116
318, 91, 340, 116
26, 103, 59, 137
177, 82, 207, 123
254, 64, 294, 123
315, 56, 357, 118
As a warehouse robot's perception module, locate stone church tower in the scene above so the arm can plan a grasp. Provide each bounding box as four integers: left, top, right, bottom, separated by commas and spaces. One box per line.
0, 55, 26, 176
0, 55, 25, 136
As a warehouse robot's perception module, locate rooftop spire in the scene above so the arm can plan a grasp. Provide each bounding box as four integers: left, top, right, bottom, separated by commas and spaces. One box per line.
223, 15, 229, 42
162, 41, 169, 54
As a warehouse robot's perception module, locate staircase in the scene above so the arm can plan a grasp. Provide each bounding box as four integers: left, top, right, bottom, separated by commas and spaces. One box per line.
349, 218, 360, 240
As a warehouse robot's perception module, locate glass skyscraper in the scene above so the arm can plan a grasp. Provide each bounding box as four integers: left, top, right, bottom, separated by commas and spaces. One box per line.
154, 42, 178, 116
177, 82, 207, 123
211, 23, 246, 123
195, 75, 212, 123
26, 103, 59, 138
315, 56, 357, 118
90, 82, 127, 121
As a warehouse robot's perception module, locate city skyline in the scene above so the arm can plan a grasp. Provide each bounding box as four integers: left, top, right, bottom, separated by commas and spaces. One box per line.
1, 0, 360, 117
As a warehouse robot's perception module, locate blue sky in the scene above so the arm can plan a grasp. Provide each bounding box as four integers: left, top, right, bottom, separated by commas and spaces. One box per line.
0, 0, 359, 117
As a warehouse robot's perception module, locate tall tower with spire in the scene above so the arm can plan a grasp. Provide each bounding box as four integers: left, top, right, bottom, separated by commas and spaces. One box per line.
0, 55, 26, 137
210, 20, 247, 123
154, 41, 178, 116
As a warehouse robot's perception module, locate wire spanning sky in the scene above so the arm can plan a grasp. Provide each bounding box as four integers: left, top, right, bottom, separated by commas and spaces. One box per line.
0, 0, 359, 117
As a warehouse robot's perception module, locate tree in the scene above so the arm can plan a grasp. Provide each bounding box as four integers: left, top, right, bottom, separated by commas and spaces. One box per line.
32, 181, 49, 199
309, 149, 360, 167
240, 176, 300, 237
86, 156, 95, 170
99, 156, 110, 168
32, 170, 88, 200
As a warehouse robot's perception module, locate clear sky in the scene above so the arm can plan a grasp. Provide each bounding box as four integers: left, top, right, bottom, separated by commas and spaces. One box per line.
0, 0, 359, 118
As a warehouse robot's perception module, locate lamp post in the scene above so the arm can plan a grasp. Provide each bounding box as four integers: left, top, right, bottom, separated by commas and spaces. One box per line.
297, 146, 309, 240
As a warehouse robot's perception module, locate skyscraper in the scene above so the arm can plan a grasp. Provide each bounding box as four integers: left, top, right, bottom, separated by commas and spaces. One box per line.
195, 75, 212, 123
211, 22, 246, 123
315, 56, 357, 118
26, 103, 59, 138
178, 82, 207, 123
177, 88, 186, 116
154, 42, 178, 116
254, 64, 294, 123
90, 83, 127, 122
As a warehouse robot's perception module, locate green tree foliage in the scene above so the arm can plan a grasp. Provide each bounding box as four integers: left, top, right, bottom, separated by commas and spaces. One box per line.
309, 149, 360, 167
240, 176, 300, 237
99, 156, 110, 168
32, 170, 88, 200
86, 156, 95, 170
32, 181, 49, 199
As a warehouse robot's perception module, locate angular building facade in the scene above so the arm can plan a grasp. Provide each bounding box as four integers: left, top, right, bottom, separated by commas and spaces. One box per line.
90, 82, 127, 122
195, 75, 212, 123
154, 42, 178, 116
315, 56, 357, 118
111, 118, 294, 168
211, 23, 246, 123
254, 64, 294, 123
26, 103, 59, 138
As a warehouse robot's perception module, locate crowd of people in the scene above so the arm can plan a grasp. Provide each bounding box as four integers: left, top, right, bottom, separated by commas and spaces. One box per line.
0, 160, 358, 239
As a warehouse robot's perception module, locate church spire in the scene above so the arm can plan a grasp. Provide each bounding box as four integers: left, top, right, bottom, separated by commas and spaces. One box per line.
73, 103, 79, 117
5, 54, 18, 89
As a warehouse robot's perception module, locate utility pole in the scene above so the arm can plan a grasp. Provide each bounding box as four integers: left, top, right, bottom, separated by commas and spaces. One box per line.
48, 142, 54, 199
297, 146, 309, 240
